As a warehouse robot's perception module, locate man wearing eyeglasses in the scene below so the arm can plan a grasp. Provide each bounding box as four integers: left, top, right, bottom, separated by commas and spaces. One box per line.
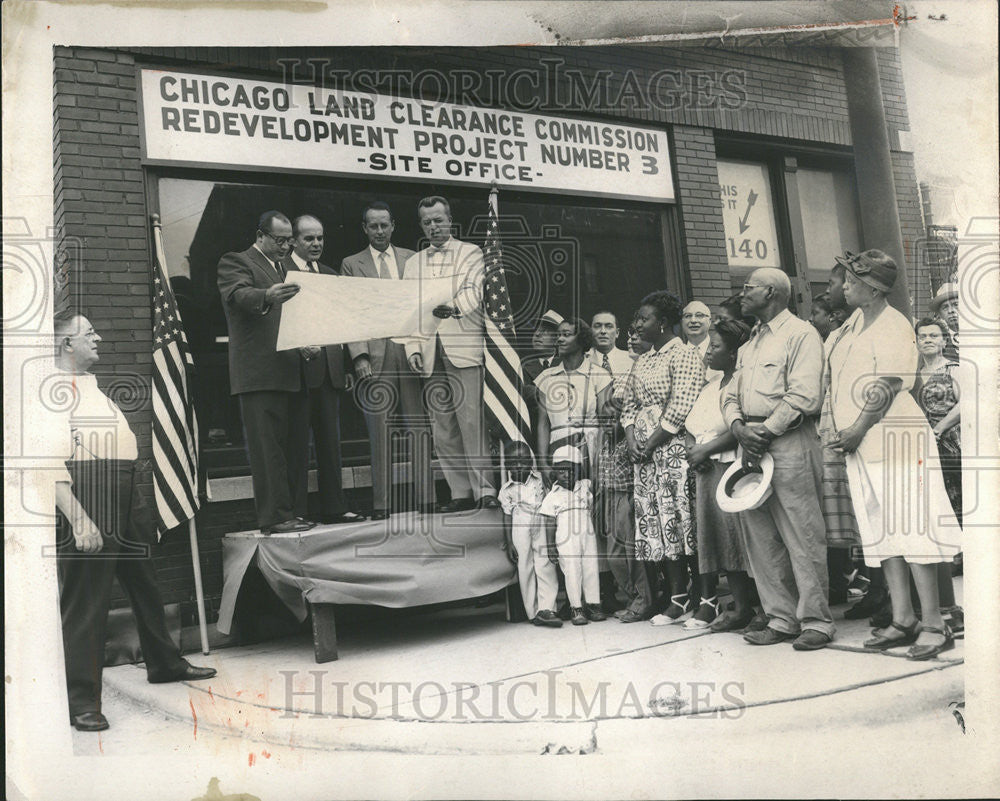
217, 210, 315, 534
721, 268, 833, 651
681, 301, 720, 380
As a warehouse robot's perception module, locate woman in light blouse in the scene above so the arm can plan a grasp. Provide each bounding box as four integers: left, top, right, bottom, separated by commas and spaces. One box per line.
827, 251, 961, 660
621, 291, 706, 625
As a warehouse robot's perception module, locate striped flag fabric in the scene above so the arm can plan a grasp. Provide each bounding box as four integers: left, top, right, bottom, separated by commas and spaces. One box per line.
151, 220, 200, 537
482, 188, 532, 447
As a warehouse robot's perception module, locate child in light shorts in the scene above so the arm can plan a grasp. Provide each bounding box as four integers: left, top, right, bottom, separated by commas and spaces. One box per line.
539, 445, 605, 626
498, 441, 561, 627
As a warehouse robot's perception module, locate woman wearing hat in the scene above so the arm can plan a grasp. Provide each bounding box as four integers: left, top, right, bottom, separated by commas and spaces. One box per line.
621, 291, 706, 624
827, 250, 962, 660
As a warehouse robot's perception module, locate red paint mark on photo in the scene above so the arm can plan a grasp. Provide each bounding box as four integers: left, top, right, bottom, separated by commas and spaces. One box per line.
248, 753, 256, 767
190, 699, 198, 739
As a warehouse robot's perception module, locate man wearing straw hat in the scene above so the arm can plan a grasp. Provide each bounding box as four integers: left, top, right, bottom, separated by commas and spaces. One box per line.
722, 267, 835, 651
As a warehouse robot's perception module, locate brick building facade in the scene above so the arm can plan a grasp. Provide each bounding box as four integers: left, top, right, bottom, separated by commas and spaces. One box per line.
51, 44, 927, 634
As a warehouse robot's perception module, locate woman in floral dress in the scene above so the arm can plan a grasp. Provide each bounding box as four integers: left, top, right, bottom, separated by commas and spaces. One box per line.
621, 291, 706, 625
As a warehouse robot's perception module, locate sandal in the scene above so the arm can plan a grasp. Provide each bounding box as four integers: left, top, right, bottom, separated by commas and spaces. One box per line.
907, 625, 955, 661
863, 619, 921, 650
683, 596, 718, 630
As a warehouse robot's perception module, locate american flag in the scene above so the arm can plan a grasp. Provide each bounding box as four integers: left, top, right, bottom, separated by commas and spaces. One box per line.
482, 188, 532, 446
151, 218, 200, 536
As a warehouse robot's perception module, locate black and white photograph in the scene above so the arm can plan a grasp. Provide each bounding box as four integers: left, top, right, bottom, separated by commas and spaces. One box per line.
4, 1, 999, 798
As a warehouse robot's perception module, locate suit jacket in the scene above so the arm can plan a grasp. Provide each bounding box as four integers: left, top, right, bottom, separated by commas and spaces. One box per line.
340, 244, 416, 375
401, 238, 486, 376
282, 256, 348, 390
217, 246, 301, 395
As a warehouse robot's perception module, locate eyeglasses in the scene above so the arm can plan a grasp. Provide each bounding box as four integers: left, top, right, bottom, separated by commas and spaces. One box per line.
260, 230, 294, 247
682, 313, 710, 320
742, 283, 767, 293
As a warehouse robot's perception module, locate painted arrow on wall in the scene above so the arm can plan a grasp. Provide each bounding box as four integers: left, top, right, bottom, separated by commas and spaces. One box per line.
738, 189, 758, 234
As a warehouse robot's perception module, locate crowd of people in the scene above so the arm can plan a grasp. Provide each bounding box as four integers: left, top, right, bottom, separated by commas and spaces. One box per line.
51, 191, 966, 732
503, 252, 964, 660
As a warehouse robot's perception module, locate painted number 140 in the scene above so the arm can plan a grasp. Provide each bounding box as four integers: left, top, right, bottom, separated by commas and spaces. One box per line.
728, 238, 768, 259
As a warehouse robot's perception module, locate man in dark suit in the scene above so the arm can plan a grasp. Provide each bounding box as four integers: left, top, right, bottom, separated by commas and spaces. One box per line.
284, 215, 366, 525
217, 210, 314, 535
341, 201, 434, 519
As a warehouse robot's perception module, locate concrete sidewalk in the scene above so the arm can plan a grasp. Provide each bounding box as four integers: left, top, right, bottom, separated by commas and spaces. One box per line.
80, 590, 965, 760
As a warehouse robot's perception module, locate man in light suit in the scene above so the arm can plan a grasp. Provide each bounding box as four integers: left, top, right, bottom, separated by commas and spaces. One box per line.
341, 201, 434, 519
217, 210, 314, 535
404, 196, 498, 512
284, 215, 366, 525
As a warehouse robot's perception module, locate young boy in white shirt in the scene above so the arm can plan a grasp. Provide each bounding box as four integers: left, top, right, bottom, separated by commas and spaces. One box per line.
498, 441, 561, 627
539, 446, 605, 626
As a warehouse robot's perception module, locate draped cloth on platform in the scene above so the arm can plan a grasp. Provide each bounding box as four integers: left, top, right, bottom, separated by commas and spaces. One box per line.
217, 512, 516, 633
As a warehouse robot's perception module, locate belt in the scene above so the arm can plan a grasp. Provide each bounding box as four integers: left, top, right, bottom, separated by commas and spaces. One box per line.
744, 414, 804, 429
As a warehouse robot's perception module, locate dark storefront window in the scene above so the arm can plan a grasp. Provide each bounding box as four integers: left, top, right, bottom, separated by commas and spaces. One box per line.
155, 174, 670, 473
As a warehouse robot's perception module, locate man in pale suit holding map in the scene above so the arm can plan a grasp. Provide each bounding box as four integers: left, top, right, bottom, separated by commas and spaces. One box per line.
342, 201, 434, 520
403, 195, 498, 512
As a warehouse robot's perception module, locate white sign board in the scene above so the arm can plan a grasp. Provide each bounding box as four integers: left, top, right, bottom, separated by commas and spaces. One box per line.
140, 69, 674, 203
717, 160, 781, 271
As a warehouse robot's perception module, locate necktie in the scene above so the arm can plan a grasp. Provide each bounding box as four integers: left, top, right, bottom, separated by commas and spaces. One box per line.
602, 352, 611, 373
378, 252, 390, 280
307, 261, 317, 273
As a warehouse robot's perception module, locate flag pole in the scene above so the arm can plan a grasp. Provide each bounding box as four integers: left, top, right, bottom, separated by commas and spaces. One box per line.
488, 183, 507, 487
151, 213, 210, 655
188, 518, 210, 654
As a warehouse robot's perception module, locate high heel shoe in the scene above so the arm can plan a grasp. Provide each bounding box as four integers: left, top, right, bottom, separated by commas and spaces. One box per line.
863, 619, 921, 650
650, 594, 691, 626
682, 596, 718, 630
907, 625, 955, 661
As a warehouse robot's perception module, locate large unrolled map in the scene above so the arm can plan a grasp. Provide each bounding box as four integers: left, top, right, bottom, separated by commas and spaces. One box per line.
275, 271, 457, 350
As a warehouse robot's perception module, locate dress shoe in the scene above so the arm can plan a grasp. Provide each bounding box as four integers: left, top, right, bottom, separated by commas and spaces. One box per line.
533, 610, 563, 628
148, 664, 217, 684
478, 496, 501, 510
261, 518, 314, 535
710, 610, 754, 633
71, 711, 109, 732
618, 608, 648, 623
792, 629, 833, 651
742, 610, 770, 632
906, 625, 955, 661
743, 627, 797, 646
436, 497, 476, 514
584, 604, 607, 622
370, 509, 389, 521
570, 607, 588, 625
325, 511, 367, 524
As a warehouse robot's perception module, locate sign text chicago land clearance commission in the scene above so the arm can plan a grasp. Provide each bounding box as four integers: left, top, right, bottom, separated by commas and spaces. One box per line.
140, 69, 674, 203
